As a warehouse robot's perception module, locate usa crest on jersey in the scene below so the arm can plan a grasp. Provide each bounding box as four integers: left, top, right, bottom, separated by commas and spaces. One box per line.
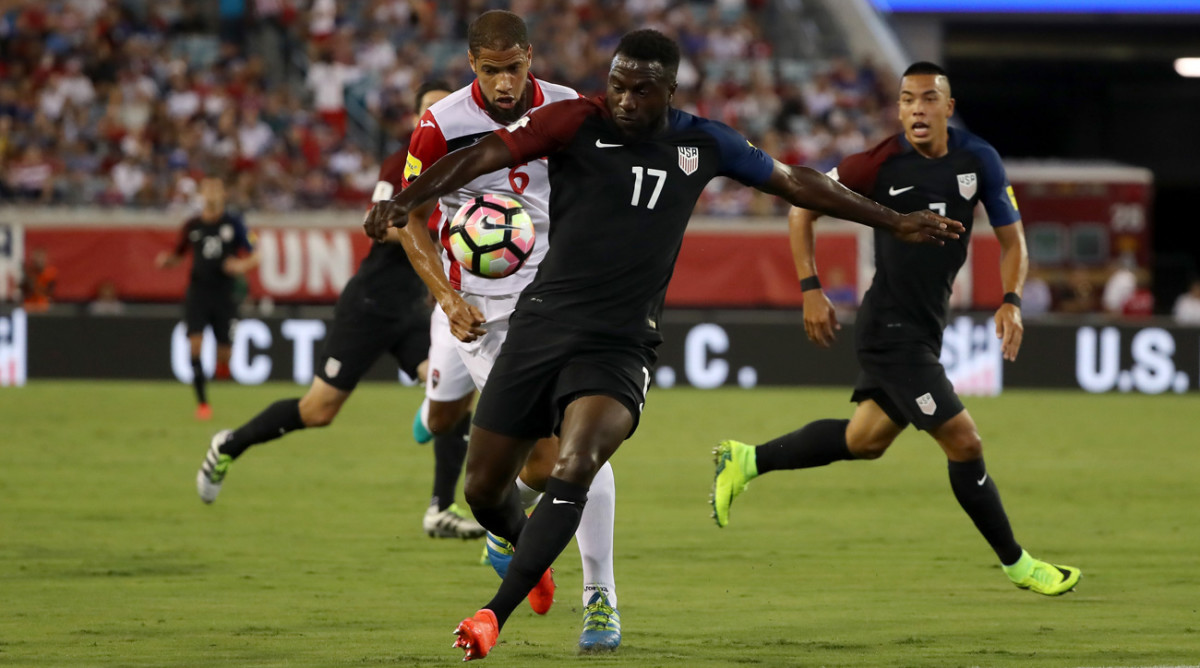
957, 172, 977, 200
678, 146, 699, 175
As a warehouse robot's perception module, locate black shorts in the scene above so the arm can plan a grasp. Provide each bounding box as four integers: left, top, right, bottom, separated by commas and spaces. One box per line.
850, 345, 965, 432
184, 286, 237, 344
473, 311, 656, 441
315, 293, 431, 392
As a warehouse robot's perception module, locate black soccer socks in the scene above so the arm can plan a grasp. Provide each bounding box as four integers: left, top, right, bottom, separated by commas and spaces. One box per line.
485, 476, 588, 628
431, 412, 471, 511
755, 419, 853, 474
220, 398, 305, 459
948, 458, 1023, 565
190, 356, 207, 406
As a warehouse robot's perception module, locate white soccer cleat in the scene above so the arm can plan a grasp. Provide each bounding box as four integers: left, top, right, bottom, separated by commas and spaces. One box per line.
422, 503, 486, 539
197, 430, 233, 504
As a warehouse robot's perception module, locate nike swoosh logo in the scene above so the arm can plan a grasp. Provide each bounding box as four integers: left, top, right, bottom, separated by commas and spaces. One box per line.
551, 498, 576, 505
977, 474, 988, 486
595, 139, 623, 148
889, 186, 915, 196
478, 219, 523, 232
420, 120, 435, 128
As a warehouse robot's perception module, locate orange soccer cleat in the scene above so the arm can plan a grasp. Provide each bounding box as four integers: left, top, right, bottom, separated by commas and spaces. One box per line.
195, 403, 213, 420
528, 567, 555, 615
452, 609, 498, 661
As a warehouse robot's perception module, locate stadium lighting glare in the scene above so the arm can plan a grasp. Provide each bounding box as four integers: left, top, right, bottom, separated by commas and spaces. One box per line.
1175, 58, 1200, 77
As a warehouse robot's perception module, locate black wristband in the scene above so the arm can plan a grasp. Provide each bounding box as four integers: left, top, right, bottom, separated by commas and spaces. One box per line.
799, 276, 822, 292
1003, 292, 1022, 308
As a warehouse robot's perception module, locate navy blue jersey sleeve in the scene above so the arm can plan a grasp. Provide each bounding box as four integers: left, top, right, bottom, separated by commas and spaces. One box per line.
231, 214, 254, 252
967, 135, 1021, 227
700, 119, 775, 186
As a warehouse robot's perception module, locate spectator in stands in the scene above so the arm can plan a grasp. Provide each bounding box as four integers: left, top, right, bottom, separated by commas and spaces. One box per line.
305, 46, 362, 139
1101, 252, 1138, 315
236, 106, 275, 165
1058, 268, 1099, 314
20, 247, 57, 313
1021, 269, 1052, 317
4, 144, 59, 203
87, 279, 126, 316
1173, 278, 1200, 325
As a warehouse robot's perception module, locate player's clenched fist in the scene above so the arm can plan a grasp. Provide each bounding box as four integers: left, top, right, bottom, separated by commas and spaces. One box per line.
892, 210, 964, 245
363, 199, 410, 241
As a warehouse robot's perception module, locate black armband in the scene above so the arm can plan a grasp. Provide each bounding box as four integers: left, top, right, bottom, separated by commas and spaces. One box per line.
799, 276, 822, 292
1003, 292, 1022, 308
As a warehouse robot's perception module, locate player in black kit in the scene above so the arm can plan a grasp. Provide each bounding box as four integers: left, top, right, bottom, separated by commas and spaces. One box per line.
711, 62, 1080, 597
194, 82, 485, 540
365, 32, 963, 660
156, 176, 258, 420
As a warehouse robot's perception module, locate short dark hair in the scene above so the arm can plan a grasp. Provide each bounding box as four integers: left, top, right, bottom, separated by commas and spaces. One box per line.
414, 79, 452, 110
467, 10, 529, 56
903, 61, 949, 79
614, 29, 680, 80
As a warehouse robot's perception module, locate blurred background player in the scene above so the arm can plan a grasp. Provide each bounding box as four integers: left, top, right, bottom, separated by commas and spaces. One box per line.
194, 81, 487, 541
156, 177, 258, 420
711, 62, 1081, 597
365, 29, 961, 661
397, 10, 622, 652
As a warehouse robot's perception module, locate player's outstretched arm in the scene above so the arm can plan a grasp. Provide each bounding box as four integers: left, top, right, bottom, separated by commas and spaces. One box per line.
993, 220, 1028, 361
788, 206, 840, 347
397, 201, 486, 342
222, 251, 259, 276
363, 134, 517, 242
759, 161, 963, 244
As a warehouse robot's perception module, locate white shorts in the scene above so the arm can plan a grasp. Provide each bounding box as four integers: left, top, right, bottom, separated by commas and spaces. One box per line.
424, 305, 476, 402
455, 292, 518, 391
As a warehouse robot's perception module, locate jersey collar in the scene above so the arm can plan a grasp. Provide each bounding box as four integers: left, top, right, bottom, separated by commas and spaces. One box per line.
470, 74, 545, 115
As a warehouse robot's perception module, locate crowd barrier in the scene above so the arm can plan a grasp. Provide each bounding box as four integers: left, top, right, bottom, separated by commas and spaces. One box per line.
4, 308, 1196, 394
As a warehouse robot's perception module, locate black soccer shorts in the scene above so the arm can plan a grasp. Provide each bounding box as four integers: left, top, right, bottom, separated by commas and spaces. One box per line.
472, 311, 656, 441
850, 345, 966, 432
184, 286, 238, 344
315, 293, 431, 392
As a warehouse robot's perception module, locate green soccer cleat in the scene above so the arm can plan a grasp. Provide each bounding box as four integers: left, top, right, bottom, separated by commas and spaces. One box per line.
1003, 550, 1081, 596
710, 440, 757, 528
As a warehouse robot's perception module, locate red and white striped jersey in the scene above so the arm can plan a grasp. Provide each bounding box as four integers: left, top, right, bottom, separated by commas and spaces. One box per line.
402, 75, 578, 296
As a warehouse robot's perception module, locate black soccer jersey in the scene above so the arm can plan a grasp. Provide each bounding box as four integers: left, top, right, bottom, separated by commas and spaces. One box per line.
345, 149, 431, 317
832, 128, 1020, 348
173, 212, 253, 292
496, 97, 774, 342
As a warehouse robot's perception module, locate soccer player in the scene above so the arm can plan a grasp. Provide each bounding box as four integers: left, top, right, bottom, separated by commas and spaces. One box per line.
365, 31, 961, 660
397, 11, 622, 652
156, 177, 258, 420
194, 82, 487, 540
710, 62, 1081, 597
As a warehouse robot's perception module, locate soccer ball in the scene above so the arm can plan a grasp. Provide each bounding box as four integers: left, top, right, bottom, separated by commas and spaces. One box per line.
446, 194, 535, 279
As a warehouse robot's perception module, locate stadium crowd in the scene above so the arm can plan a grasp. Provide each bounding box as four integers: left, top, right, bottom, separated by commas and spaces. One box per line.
0, 0, 899, 216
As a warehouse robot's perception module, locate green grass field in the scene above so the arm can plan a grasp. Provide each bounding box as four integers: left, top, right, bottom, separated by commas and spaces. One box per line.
3, 381, 1199, 667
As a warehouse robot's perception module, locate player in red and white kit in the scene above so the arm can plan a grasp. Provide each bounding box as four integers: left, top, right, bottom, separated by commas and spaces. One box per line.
395, 10, 622, 652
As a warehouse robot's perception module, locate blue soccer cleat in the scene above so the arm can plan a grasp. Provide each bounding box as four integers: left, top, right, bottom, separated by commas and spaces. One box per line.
485, 532, 513, 579
578, 591, 621, 652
